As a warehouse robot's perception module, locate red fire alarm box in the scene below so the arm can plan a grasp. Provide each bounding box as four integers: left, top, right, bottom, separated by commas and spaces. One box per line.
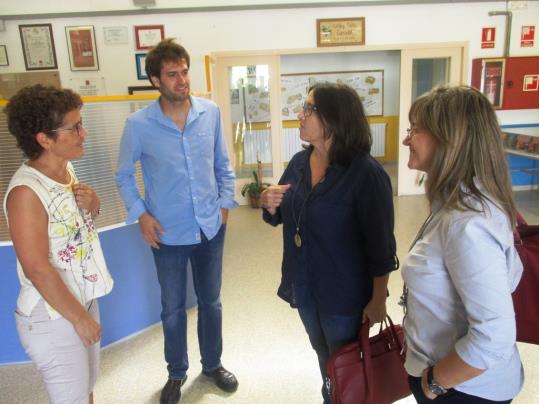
471, 56, 539, 110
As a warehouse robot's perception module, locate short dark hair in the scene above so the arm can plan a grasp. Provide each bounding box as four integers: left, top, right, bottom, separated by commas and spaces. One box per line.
145, 38, 190, 86
5, 85, 82, 160
309, 82, 372, 166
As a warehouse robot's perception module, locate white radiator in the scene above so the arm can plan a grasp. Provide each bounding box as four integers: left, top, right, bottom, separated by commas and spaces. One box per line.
243, 129, 272, 163
370, 123, 386, 157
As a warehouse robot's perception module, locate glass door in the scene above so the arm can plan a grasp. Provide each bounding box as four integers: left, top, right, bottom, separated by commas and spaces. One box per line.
212, 55, 281, 202
397, 46, 466, 195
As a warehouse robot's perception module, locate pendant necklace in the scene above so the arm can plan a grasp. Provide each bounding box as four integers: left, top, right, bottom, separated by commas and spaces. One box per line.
291, 174, 325, 248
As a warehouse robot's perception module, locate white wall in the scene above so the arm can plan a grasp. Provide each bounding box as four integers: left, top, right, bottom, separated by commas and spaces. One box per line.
0, 1, 537, 105
1, 1, 538, 195
0, 0, 400, 16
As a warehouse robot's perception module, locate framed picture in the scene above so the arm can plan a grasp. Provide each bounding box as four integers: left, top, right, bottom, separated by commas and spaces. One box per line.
317, 17, 365, 47
65, 26, 99, 71
19, 24, 58, 70
135, 53, 148, 80
134, 25, 164, 50
128, 85, 159, 95
0, 45, 8, 66
103, 26, 128, 45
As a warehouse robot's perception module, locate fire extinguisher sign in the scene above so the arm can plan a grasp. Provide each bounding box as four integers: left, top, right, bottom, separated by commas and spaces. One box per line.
481, 27, 496, 49
523, 75, 539, 92
521, 26, 535, 47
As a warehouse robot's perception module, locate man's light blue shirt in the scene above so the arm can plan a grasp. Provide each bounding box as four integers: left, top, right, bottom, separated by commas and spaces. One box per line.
115, 96, 237, 245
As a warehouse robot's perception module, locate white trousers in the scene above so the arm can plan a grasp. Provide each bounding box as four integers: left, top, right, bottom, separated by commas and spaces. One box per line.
15, 299, 100, 404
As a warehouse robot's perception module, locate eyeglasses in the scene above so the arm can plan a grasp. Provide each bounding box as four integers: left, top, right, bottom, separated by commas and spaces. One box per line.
48, 122, 85, 137
302, 102, 318, 118
405, 127, 422, 139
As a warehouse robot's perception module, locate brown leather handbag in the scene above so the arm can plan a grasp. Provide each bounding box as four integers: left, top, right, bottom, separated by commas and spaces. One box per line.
513, 212, 539, 345
325, 316, 411, 404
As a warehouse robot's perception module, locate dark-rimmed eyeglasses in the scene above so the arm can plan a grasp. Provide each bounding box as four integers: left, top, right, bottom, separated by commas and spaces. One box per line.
302, 102, 318, 118
48, 122, 85, 137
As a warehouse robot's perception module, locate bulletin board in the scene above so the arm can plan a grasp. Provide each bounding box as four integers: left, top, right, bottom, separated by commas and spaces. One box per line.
280, 70, 384, 120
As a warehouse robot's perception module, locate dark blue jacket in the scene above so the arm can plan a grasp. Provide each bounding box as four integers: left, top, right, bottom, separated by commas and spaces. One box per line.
263, 147, 398, 315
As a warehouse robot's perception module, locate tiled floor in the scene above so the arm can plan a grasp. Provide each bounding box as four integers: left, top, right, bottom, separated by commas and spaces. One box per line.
1, 190, 538, 403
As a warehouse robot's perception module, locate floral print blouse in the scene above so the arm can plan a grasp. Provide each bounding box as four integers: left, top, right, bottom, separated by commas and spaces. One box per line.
3, 162, 113, 320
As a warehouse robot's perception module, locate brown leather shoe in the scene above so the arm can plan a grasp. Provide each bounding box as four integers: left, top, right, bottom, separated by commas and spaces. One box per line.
202, 366, 239, 392
159, 377, 187, 404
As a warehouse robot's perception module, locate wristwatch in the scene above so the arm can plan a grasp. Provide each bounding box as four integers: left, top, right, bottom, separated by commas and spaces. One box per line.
427, 366, 448, 396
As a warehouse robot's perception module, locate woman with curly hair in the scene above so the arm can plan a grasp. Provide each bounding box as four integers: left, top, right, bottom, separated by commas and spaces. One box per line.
3, 85, 113, 404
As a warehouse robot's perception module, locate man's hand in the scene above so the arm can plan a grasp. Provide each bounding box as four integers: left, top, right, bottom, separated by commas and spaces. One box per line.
138, 212, 164, 248
221, 208, 229, 224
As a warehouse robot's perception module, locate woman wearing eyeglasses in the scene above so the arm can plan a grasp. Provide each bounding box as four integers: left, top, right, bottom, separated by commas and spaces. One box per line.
401, 85, 523, 403
261, 82, 398, 403
3, 85, 113, 404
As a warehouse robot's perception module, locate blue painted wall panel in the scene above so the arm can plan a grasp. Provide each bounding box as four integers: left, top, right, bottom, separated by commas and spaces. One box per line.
0, 223, 196, 364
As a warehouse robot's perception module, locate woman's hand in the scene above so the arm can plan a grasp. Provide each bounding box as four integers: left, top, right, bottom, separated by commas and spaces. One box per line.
362, 274, 389, 325
362, 299, 387, 325
260, 184, 291, 215
72, 183, 100, 216
421, 368, 439, 400
73, 311, 102, 347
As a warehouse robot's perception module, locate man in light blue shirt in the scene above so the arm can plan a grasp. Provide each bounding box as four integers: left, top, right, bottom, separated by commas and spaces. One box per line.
115, 39, 238, 404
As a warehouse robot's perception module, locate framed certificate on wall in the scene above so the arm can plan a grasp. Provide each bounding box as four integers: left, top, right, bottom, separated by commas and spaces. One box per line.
19, 24, 58, 70
134, 25, 164, 50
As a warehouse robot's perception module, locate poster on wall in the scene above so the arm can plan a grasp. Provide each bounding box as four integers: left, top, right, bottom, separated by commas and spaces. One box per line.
521, 26, 535, 47
481, 27, 496, 49
66, 26, 99, 71
103, 26, 129, 45
18, 24, 58, 70
68, 77, 107, 96
281, 70, 384, 120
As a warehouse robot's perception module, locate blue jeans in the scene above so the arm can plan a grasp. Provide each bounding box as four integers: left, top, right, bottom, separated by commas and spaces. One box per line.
151, 224, 226, 380
298, 306, 362, 404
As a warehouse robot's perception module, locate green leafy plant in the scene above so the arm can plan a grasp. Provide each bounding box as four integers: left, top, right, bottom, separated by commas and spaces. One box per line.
240, 158, 270, 208
241, 170, 269, 199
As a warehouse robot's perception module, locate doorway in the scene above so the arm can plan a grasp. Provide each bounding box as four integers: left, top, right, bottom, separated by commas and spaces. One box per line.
212, 43, 466, 202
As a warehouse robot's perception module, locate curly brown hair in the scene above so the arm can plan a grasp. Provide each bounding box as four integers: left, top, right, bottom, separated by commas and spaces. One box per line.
5, 85, 82, 159
145, 38, 190, 87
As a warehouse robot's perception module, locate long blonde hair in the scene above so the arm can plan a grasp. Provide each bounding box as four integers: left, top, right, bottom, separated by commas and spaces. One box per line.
409, 85, 516, 226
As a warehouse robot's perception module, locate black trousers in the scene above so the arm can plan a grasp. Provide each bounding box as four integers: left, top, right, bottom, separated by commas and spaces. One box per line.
408, 376, 512, 404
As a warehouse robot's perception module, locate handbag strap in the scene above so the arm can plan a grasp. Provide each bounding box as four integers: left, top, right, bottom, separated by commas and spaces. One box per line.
359, 315, 404, 403
360, 320, 375, 403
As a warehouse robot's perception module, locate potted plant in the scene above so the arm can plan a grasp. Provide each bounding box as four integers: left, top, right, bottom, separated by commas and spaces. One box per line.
241, 161, 270, 208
